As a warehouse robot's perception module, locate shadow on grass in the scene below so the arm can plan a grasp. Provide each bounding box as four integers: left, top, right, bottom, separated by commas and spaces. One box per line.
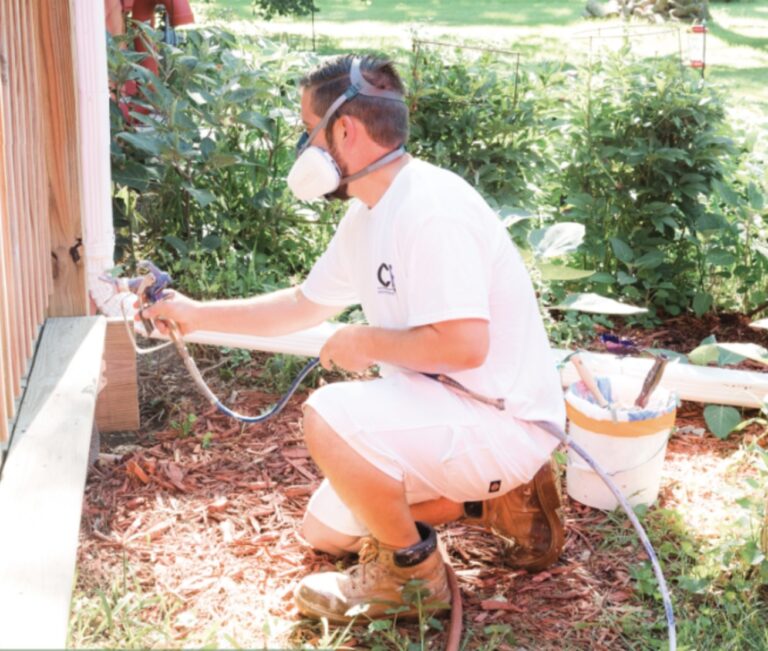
708, 65, 768, 108
709, 22, 768, 51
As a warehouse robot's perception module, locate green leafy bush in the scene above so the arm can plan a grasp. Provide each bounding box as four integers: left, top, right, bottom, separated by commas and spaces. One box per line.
407, 46, 554, 210
109, 26, 337, 297
701, 144, 768, 314
404, 47, 654, 331
553, 50, 737, 316
250, 0, 318, 20
108, 30, 765, 321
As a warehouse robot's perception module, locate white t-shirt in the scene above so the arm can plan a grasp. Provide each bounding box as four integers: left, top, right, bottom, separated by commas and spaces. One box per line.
302, 158, 565, 428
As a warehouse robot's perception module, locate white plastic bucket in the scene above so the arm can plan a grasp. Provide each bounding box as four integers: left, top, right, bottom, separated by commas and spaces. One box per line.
565, 376, 677, 510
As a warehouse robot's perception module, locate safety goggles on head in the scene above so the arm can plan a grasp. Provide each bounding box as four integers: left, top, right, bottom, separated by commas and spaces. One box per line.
287, 58, 407, 202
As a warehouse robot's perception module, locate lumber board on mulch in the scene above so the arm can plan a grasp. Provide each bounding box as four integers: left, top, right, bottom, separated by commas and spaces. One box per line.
96, 317, 139, 432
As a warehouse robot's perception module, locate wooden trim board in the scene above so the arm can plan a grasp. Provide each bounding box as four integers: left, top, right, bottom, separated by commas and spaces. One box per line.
39, 0, 88, 317
0, 316, 106, 649
553, 349, 768, 409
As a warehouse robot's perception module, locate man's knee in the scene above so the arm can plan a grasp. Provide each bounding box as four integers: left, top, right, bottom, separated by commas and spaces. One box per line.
301, 512, 362, 557
302, 404, 333, 451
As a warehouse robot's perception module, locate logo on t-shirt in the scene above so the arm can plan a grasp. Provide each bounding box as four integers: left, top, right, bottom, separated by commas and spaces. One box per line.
377, 263, 396, 294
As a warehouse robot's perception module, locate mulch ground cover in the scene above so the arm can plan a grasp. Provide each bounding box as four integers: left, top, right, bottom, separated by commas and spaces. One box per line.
74, 313, 768, 649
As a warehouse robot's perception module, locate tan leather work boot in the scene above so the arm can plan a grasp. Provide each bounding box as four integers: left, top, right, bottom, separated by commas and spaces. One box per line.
464, 461, 564, 572
295, 522, 451, 623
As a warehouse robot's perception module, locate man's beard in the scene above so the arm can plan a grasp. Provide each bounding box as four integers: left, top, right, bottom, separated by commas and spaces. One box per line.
325, 141, 351, 201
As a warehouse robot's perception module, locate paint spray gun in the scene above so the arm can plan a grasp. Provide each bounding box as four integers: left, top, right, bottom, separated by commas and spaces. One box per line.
101, 260, 321, 421
100, 260, 172, 335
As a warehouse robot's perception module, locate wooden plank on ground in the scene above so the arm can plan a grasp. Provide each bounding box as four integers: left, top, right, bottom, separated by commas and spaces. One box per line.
96, 317, 140, 432
0, 316, 106, 649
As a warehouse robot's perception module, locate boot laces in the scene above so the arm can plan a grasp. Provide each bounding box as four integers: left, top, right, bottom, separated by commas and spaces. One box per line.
347, 538, 384, 591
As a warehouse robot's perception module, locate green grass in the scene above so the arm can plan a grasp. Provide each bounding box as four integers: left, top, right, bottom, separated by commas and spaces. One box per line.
590, 501, 768, 651
708, 22, 768, 51
709, 0, 768, 21
68, 563, 189, 648
196, 0, 585, 27
709, 65, 768, 114
192, 0, 768, 112
707, 1, 768, 111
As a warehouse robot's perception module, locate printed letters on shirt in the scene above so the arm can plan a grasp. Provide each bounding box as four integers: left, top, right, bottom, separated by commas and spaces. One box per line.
377, 262, 396, 294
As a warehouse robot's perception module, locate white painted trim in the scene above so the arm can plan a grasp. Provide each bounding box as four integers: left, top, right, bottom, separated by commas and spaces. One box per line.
71, 0, 116, 312
149, 321, 768, 408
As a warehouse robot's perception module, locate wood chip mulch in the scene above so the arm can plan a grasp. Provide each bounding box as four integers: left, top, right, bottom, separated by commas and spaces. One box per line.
75, 313, 768, 649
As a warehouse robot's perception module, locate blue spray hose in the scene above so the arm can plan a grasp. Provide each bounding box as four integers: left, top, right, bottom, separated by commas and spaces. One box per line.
214, 357, 319, 422
167, 325, 321, 423
535, 420, 676, 650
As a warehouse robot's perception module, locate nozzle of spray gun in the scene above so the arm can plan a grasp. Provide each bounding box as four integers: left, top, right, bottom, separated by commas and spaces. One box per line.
99, 261, 173, 336
99, 261, 172, 303
136, 260, 172, 303
99, 275, 145, 294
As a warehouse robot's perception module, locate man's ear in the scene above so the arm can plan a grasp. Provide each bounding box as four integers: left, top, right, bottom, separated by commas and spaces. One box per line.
336, 114, 359, 146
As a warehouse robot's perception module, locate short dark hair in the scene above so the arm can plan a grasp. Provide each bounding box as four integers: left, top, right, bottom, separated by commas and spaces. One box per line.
300, 54, 409, 148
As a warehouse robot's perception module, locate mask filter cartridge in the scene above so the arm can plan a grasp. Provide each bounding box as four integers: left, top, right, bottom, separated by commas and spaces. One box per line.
286, 146, 343, 201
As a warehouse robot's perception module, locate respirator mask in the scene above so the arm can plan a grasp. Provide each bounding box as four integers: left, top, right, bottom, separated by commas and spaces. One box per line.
287, 58, 406, 202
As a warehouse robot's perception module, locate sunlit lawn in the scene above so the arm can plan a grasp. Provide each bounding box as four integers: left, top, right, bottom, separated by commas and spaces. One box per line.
195, 0, 584, 26
192, 0, 768, 115
707, 2, 768, 114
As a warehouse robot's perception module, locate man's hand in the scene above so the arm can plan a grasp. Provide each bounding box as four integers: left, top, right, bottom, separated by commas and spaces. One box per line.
319, 324, 374, 373
136, 290, 200, 336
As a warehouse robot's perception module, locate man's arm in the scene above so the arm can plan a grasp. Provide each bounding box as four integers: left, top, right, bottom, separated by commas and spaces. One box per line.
141, 286, 343, 337
319, 318, 490, 373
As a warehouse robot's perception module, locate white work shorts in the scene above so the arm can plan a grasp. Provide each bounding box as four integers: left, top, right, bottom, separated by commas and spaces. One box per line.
304, 371, 558, 537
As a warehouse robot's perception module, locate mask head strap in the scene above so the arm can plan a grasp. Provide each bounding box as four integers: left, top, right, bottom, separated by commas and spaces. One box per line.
300, 57, 405, 153
341, 145, 406, 185
348, 58, 405, 102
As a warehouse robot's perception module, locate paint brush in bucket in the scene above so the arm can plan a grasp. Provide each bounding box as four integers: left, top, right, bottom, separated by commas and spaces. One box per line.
571, 353, 618, 421
635, 355, 669, 409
